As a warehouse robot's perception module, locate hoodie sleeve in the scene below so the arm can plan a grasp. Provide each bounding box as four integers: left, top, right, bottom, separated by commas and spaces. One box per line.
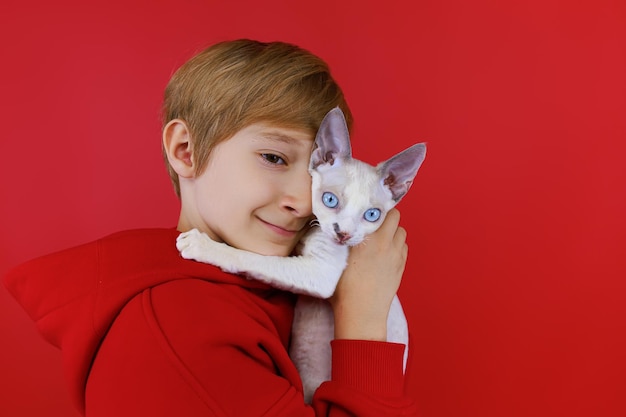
313, 340, 418, 416
4, 229, 417, 416
84, 278, 417, 417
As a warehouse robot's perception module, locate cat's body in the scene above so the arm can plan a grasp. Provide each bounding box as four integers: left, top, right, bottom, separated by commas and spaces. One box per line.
177, 107, 426, 403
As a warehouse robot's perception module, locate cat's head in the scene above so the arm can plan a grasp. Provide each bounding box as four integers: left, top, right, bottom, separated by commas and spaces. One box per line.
309, 107, 426, 246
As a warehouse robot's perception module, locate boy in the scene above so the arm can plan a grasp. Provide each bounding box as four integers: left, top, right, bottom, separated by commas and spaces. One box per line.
5, 39, 417, 416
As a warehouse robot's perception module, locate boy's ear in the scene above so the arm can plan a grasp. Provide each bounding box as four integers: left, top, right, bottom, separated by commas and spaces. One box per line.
163, 119, 195, 178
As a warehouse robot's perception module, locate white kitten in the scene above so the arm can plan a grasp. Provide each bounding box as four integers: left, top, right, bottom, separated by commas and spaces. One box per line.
177, 107, 426, 403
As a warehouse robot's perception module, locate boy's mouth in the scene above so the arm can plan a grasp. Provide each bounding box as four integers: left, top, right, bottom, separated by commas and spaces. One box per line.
258, 218, 303, 237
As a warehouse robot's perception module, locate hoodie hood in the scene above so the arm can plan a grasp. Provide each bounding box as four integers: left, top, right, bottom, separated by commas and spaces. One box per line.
4, 228, 275, 412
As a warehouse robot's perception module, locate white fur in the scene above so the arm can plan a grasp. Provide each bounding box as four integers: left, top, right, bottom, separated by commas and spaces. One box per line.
176, 107, 426, 403
310, 158, 397, 246
177, 227, 347, 299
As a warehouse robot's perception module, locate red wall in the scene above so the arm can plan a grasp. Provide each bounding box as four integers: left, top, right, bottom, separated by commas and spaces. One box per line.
1, 1, 624, 416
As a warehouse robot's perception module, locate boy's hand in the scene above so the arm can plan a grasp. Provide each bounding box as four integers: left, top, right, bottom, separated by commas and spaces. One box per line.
330, 208, 408, 341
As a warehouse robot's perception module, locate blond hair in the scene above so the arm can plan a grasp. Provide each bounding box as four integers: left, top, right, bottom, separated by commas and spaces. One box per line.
162, 39, 353, 196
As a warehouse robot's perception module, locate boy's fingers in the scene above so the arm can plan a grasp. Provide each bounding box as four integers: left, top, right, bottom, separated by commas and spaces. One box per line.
379, 208, 401, 235
395, 226, 407, 246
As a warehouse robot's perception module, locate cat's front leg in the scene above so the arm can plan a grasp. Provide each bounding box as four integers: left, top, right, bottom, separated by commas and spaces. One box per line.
177, 227, 347, 298
296, 227, 349, 298
176, 229, 245, 274
299, 227, 348, 263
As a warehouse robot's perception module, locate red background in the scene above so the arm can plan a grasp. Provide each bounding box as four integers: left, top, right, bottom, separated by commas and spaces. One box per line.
1, 1, 624, 416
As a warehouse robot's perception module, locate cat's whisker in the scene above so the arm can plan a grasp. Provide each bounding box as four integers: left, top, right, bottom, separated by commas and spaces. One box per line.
309, 219, 320, 228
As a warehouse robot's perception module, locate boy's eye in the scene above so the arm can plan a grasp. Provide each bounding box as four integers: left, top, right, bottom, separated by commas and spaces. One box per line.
261, 153, 286, 165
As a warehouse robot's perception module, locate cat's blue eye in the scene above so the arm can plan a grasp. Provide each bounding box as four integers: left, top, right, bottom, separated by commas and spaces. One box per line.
322, 192, 339, 208
364, 208, 381, 222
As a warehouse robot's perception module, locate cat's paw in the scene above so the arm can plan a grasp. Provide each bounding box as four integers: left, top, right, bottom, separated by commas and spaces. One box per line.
177, 229, 244, 274
176, 229, 215, 262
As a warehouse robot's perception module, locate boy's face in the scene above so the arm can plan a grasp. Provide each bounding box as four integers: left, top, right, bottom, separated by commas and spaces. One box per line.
179, 123, 315, 256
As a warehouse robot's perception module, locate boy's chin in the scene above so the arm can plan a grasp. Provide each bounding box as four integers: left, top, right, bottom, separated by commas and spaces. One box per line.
235, 239, 297, 257
255, 245, 296, 257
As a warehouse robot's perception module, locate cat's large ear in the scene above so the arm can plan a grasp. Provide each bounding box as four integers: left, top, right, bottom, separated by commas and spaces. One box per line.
310, 107, 352, 169
378, 143, 427, 202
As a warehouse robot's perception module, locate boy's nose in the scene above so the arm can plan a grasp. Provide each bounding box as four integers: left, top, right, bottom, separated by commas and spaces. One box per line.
281, 170, 312, 217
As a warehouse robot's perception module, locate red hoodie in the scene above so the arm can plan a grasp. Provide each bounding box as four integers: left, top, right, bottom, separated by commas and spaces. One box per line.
4, 228, 417, 416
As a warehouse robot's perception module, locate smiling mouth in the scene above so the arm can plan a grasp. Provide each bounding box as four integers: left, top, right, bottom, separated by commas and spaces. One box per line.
258, 218, 302, 237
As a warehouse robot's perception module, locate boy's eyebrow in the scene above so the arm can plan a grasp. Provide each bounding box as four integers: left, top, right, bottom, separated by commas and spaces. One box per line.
257, 131, 309, 147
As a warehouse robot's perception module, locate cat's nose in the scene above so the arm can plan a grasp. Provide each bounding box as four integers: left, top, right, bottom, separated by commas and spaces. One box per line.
333, 223, 351, 244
